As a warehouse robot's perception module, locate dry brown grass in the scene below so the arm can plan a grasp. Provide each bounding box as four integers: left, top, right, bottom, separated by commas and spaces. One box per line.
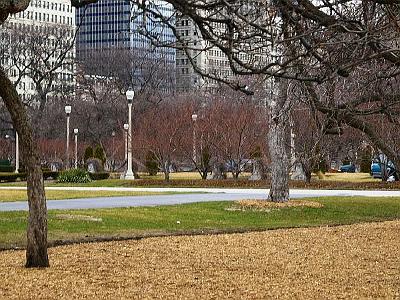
1, 221, 399, 299
228, 199, 323, 211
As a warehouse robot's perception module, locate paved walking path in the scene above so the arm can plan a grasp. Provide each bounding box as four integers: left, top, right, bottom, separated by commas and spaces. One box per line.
0, 186, 398, 211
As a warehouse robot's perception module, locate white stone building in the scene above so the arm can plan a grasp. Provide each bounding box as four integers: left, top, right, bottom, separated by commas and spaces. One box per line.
0, 0, 76, 104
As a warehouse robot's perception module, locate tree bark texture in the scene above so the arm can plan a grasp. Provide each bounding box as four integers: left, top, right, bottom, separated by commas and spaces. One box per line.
163, 160, 170, 181
0, 67, 49, 268
267, 79, 290, 202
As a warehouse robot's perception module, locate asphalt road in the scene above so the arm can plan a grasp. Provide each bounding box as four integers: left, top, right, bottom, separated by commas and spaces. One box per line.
0, 187, 398, 211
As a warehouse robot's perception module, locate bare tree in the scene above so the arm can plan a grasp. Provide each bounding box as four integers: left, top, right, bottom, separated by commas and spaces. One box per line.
130, 0, 400, 200
78, 47, 176, 105
0, 23, 76, 124
207, 95, 264, 179
135, 98, 190, 180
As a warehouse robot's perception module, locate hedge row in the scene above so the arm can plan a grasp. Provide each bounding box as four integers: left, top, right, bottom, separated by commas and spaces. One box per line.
0, 166, 14, 173
0, 173, 26, 182
89, 172, 110, 180
0, 171, 59, 182
0, 171, 110, 182
117, 178, 396, 190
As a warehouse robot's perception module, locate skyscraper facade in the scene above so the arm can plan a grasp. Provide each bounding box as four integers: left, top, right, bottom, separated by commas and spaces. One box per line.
175, 15, 235, 92
76, 0, 175, 90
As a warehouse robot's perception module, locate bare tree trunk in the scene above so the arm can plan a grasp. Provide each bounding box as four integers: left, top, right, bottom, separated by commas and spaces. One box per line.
164, 171, 170, 181
163, 160, 170, 181
304, 170, 312, 184
0, 67, 49, 268
207, 162, 226, 180
267, 79, 290, 202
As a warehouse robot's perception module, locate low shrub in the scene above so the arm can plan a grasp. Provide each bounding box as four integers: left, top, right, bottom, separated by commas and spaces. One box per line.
0, 173, 20, 182
43, 171, 59, 180
0, 165, 14, 172
89, 172, 110, 180
58, 169, 91, 183
0, 171, 56, 182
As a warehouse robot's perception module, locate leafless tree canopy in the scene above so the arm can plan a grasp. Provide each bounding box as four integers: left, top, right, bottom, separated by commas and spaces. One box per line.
132, 1, 399, 89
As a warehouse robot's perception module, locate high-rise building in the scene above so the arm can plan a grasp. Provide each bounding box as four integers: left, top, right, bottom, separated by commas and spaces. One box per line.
0, 0, 76, 104
175, 10, 269, 93
175, 15, 235, 92
76, 0, 176, 90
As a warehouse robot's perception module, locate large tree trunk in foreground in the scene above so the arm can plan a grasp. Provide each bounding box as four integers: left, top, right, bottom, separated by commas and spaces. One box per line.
267, 79, 290, 202
0, 67, 49, 268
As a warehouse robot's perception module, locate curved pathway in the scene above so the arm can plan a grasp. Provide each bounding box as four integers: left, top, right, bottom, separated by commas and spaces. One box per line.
0, 187, 399, 211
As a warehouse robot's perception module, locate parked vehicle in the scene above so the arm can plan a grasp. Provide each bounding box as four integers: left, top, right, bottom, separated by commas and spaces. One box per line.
370, 163, 382, 179
370, 158, 398, 181
340, 164, 356, 173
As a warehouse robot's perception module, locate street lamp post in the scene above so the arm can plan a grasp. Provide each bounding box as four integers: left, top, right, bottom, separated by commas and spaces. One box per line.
65, 105, 72, 169
123, 123, 129, 162
191, 114, 198, 164
15, 131, 19, 173
111, 131, 115, 171
5, 134, 10, 161
125, 89, 135, 180
74, 128, 78, 169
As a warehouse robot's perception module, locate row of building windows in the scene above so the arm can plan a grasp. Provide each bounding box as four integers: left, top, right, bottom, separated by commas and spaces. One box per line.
208, 49, 226, 58
30, 0, 73, 13
83, 11, 130, 17
178, 29, 198, 37
13, 10, 73, 25
208, 59, 230, 67
180, 19, 190, 27
9, 66, 74, 79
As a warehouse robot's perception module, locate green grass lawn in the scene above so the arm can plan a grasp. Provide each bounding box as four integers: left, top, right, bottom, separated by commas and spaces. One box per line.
1, 196, 399, 249
0, 190, 181, 202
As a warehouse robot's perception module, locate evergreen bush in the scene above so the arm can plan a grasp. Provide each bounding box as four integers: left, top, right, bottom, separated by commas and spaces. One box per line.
145, 151, 158, 175
94, 144, 106, 165
58, 168, 91, 183
84, 146, 94, 162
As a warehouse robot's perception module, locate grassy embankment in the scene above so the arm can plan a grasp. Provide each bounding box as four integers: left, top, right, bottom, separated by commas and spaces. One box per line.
1, 196, 399, 249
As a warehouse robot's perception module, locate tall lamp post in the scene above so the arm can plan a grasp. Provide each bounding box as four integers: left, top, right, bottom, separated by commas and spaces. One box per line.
15, 131, 19, 173
111, 131, 116, 171
191, 113, 198, 164
65, 105, 72, 169
73, 128, 78, 169
5, 134, 10, 160
125, 89, 135, 180
123, 123, 129, 162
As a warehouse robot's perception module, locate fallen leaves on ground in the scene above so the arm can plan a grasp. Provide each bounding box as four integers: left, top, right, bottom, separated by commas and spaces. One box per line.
1, 221, 399, 299
228, 199, 323, 211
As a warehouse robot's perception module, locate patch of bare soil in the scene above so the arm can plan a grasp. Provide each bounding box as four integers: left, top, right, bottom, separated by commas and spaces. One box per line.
1, 221, 399, 299
227, 199, 323, 211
